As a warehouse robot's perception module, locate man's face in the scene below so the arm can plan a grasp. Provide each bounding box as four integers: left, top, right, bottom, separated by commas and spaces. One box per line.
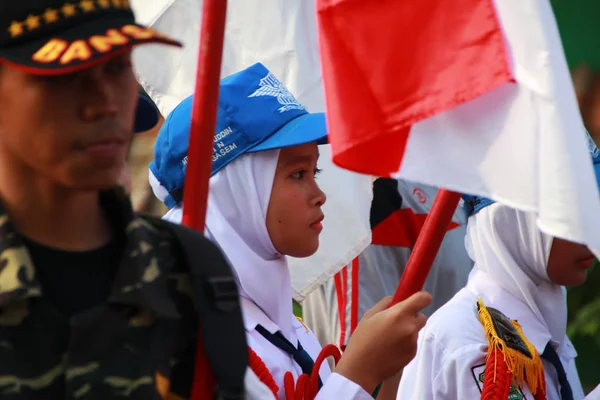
0, 52, 138, 190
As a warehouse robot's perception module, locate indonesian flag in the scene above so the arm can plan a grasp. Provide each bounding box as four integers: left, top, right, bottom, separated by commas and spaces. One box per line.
317, 0, 600, 254
130, 0, 373, 301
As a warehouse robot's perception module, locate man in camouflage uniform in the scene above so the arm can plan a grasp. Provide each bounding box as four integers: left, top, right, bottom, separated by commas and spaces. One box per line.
0, 1, 247, 399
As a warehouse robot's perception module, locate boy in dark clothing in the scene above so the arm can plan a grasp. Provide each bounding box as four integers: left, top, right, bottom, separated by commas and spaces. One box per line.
0, 2, 244, 399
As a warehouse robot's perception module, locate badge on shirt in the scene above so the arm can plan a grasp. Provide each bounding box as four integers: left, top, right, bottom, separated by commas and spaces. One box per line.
471, 363, 527, 399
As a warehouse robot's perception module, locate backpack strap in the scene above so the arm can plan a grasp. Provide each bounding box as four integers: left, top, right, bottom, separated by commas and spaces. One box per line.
142, 215, 247, 400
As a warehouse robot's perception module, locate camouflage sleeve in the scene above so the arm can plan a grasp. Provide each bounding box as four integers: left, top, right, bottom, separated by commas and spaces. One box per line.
167, 337, 196, 398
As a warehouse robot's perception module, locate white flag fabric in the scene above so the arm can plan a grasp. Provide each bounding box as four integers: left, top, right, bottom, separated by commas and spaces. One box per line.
130, 0, 373, 301
316, 0, 600, 256
398, 0, 600, 253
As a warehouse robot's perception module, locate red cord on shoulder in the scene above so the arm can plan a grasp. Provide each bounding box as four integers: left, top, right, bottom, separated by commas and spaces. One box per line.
295, 374, 312, 400
310, 344, 342, 393
480, 347, 548, 400
481, 348, 511, 400
248, 347, 279, 397
533, 374, 547, 400
253, 344, 343, 399
480, 348, 511, 400
284, 371, 296, 399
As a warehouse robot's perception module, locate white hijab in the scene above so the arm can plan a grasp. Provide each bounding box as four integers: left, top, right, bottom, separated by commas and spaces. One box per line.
150, 150, 294, 340
465, 203, 567, 346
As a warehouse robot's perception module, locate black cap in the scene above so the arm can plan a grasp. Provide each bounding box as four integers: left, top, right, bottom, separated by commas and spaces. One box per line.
134, 91, 160, 133
0, 0, 181, 75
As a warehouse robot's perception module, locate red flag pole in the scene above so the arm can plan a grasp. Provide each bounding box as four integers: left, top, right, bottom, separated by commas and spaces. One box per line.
390, 189, 462, 305
181, 0, 228, 398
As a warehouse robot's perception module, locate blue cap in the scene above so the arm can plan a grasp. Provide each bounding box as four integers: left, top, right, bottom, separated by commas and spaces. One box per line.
462, 195, 496, 217
134, 94, 160, 133
463, 130, 600, 217
149, 62, 328, 208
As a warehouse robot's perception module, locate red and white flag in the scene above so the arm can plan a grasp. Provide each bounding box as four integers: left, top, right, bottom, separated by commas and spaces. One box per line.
317, 0, 600, 254
131, 0, 373, 301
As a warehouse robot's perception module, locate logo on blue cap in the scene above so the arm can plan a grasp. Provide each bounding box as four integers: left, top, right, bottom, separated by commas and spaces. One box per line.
586, 129, 600, 159
150, 62, 328, 209
248, 72, 305, 113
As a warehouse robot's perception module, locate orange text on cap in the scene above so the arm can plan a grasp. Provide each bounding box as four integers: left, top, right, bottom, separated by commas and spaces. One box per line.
32, 25, 164, 65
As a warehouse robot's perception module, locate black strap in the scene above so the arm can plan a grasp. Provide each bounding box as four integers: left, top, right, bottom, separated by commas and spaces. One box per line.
255, 325, 323, 389
541, 342, 573, 400
144, 215, 247, 400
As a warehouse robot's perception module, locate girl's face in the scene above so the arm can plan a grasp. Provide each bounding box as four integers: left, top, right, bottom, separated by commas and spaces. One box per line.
266, 143, 327, 258
546, 238, 595, 286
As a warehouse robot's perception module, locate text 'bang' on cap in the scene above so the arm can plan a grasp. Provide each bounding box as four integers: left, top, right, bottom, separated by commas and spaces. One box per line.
0, 0, 181, 75
150, 62, 328, 208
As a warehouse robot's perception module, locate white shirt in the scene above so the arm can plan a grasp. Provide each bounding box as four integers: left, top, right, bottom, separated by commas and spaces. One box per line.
586, 385, 600, 400
397, 271, 585, 400
241, 297, 373, 399
303, 180, 473, 349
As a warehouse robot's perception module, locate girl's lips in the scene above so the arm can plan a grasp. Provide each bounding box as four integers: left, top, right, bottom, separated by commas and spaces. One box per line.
310, 215, 324, 232
578, 257, 595, 269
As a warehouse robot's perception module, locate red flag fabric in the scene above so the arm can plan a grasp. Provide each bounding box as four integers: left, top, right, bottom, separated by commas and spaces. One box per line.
317, 0, 600, 257
316, 0, 513, 176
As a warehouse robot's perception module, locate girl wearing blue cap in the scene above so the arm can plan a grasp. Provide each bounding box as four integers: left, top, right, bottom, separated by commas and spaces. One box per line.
396, 195, 593, 399
150, 63, 432, 399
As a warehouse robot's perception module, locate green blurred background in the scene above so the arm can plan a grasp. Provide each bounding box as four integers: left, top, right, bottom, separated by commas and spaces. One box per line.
552, 0, 600, 392
552, 0, 600, 70
566, 263, 600, 392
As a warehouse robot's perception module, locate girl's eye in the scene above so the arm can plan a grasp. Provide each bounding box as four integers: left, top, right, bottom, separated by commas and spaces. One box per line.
291, 170, 306, 180
291, 168, 322, 180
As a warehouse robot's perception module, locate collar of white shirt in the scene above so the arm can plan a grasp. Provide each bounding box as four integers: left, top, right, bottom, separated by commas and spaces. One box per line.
240, 296, 304, 347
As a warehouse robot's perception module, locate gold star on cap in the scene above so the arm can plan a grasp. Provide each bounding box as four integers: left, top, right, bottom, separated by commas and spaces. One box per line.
80, 0, 95, 12
43, 8, 60, 23
62, 3, 77, 17
97, 0, 110, 8
8, 21, 24, 37
25, 15, 41, 30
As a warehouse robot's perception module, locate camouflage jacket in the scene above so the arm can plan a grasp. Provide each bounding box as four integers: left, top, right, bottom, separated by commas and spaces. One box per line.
0, 189, 197, 399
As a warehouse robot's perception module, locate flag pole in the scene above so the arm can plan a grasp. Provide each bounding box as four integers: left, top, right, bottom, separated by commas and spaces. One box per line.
181, 0, 228, 398
391, 189, 462, 305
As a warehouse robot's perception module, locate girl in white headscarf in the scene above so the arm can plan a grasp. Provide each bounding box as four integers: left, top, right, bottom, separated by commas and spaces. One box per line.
397, 200, 590, 400
150, 63, 432, 400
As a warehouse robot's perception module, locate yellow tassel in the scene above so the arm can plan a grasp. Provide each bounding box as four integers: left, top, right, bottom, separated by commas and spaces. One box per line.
477, 298, 545, 395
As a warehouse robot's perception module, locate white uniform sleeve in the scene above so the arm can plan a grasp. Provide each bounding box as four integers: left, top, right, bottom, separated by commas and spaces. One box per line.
315, 373, 373, 400
397, 329, 486, 399
586, 385, 600, 400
